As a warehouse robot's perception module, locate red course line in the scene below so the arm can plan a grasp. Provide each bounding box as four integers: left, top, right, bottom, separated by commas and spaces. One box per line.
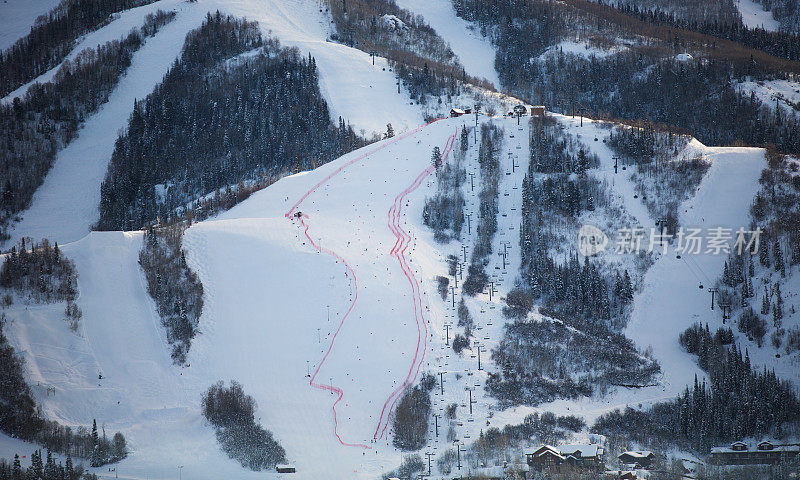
374, 128, 458, 440
284, 119, 446, 449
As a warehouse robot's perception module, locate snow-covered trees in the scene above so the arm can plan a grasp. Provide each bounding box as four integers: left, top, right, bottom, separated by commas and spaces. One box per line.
201, 381, 286, 470
97, 14, 363, 230
595, 323, 800, 451
463, 123, 503, 297
391, 376, 435, 451
487, 317, 660, 406
0, 11, 175, 241
422, 135, 466, 243
139, 223, 203, 364
0, 239, 76, 304
608, 124, 708, 233
0, 449, 84, 480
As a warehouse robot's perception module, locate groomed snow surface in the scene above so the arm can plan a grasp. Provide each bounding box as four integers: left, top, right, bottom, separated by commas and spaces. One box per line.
2, 112, 782, 479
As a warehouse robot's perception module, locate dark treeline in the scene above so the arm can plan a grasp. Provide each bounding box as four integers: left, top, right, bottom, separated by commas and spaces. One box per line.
452, 0, 800, 157
0, 0, 163, 97
392, 374, 436, 451
556, 51, 799, 155
462, 123, 503, 297
0, 316, 125, 465
0, 450, 89, 480
139, 223, 203, 364
594, 323, 800, 451
0, 239, 76, 304
97, 12, 363, 231
487, 316, 659, 406
0, 11, 175, 242
610, 1, 800, 61
201, 381, 286, 470
520, 121, 626, 326
607, 0, 741, 25
422, 129, 467, 242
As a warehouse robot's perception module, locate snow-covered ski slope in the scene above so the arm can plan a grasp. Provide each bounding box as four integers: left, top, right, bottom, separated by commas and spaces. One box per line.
1, 111, 784, 478
1, 117, 466, 479
737, 0, 780, 32
3, 0, 432, 247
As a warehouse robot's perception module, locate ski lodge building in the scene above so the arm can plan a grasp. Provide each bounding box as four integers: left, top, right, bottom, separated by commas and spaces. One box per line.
710, 440, 799, 465
526, 443, 605, 471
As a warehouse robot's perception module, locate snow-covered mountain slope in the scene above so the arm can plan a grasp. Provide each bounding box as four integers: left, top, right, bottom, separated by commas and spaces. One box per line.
5, 1, 207, 247
0, 0, 62, 51
0, 117, 463, 479
392, 0, 500, 87
1, 0, 188, 104
737, 0, 780, 32
3, 0, 450, 247
1, 111, 778, 478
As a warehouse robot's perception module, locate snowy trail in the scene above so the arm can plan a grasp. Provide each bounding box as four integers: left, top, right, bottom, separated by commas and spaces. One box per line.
375, 128, 457, 439
5, 2, 209, 247
283, 120, 432, 447
626, 147, 766, 395
392, 0, 500, 87
284, 118, 458, 446
1, 0, 186, 104
737, 0, 780, 32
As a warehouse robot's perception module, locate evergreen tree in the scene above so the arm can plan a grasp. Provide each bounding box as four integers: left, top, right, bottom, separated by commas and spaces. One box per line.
774, 236, 785, 276
91, 419, 99, 446
11, 455, 21, 480
64, 455, 73, 480
431, 146, 442, 170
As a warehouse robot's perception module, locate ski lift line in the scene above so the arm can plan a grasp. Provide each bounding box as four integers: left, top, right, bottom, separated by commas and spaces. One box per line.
680, 255, 705, 287
686, 252, 713, 284
376, 129, 458, 440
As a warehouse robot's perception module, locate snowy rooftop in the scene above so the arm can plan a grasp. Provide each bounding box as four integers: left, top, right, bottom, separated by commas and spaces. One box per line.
710, 441, 800, 454
619, 451, 654, 458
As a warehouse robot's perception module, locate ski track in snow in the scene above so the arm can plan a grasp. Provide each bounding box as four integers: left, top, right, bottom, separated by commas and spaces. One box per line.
375, 128, 456, 440
284, 119, 457, 447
